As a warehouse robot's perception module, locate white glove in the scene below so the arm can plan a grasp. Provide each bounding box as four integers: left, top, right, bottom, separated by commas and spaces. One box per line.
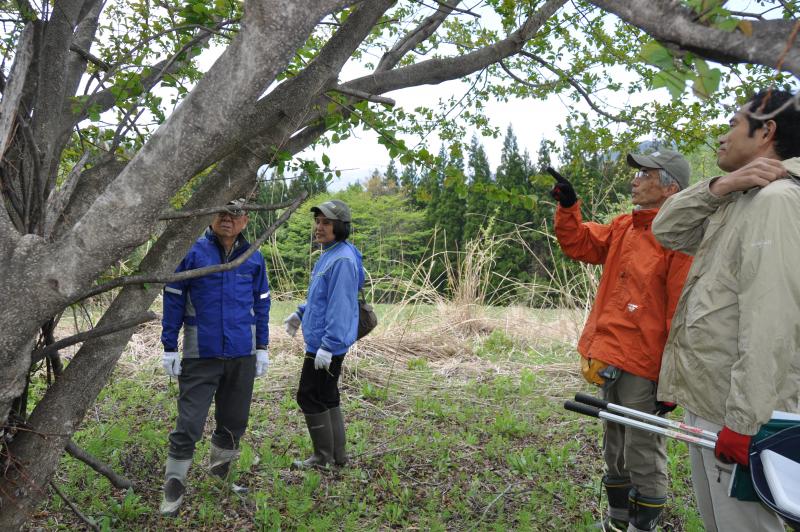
255, 348, 269, 377
162, 351, 181, 377
314, 347, 333, 370
283, 312, 301, 337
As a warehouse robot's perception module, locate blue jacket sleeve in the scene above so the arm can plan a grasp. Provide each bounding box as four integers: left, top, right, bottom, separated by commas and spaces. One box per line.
320, 257, 358, 352
253, 252, 271, 347
160, 253, 192, 351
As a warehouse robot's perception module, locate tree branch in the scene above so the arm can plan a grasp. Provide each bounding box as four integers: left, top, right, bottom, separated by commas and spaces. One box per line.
512, 52, 624, 123
72, 192, 307, 303
68, 43, 110, 71
329, 85, 395, 105
341, 0, 568, 99
64, 440, 133, 490
588, 0, 800, 79
376, 0, 462, 72
0, 23, 33, 159
30, 312, 158, 363
159, 197, 301, 220
49, 481, 100, 532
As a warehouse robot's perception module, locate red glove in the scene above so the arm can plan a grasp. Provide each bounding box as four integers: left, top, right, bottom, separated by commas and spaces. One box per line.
714, 426, 752, 466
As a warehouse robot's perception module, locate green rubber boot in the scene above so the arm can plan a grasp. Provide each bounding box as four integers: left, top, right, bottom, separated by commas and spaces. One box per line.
292, 411, 334, 469
329, 406, 347, 466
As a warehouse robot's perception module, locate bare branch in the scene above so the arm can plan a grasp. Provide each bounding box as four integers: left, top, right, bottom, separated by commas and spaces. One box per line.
30, 312, 158, 362
49, 481, 100, 532
68, 43, 110, 71
329, 85, 396, 105
342, 0, 568, 99
376, 1, 462, 72
159, 197, 302, 220
413, 0, 478, 18
513, 52, 624, 123
65, 440, 133, 490
72, 192, 308, 302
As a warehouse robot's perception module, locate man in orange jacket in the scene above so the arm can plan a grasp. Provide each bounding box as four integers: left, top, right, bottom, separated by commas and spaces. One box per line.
551, 150, 693, 532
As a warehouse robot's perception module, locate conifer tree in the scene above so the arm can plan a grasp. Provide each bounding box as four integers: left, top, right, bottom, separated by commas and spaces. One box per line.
463, 136, 494, 242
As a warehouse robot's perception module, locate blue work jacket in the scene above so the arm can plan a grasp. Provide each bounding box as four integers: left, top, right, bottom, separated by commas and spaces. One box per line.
298, 240, 364, 355
161, 229, 270, 358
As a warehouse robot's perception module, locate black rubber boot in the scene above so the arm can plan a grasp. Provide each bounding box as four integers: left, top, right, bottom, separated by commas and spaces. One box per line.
329, 406, 347, 466
598, 475, 631, 531
160, 456, 191, 517
292, 411, 334, 469
627, 488, 666, 531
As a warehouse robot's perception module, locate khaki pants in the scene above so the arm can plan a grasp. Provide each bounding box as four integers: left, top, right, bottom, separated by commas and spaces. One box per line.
684, 410, 785, 532
602, 371, 668, 498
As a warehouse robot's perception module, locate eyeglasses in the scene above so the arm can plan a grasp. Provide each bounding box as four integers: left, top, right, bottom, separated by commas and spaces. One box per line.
633, 170, 656, 180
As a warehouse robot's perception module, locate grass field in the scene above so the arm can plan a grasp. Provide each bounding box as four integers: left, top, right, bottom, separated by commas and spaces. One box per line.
30, 301, 704, 531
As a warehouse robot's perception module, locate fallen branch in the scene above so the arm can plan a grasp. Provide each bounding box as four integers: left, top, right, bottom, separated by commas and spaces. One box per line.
49, 481, 100, 532
65, 440, 133, 490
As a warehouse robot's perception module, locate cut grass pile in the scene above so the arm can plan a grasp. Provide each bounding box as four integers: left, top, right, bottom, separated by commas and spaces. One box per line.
30, 301, 703, 531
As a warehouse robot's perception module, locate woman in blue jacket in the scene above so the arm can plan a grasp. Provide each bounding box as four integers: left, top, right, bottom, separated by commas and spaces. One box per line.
284, 199, 364, 468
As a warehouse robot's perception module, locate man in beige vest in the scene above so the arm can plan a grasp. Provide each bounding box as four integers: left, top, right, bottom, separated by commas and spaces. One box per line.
652, 89, 800, 532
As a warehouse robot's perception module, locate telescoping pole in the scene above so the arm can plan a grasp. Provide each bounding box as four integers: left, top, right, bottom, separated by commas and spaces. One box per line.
563, 400, 716, 450
574, 392, 718, 442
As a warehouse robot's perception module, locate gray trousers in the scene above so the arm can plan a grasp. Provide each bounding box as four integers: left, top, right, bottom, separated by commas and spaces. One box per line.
685, 410, 785, 532
168, 356, 256, 460
602, 371, 668, 498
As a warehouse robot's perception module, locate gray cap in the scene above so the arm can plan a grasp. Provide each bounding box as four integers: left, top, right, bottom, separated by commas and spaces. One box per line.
311, 199, 351, 222
225, 197, 246, 216
627, 149, 690, 190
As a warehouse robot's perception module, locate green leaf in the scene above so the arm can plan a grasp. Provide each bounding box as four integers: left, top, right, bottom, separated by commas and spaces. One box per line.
651, 71, 686, 99
321, 153, 330, 167
639, 40, 673, 70
692, 68, 721, 99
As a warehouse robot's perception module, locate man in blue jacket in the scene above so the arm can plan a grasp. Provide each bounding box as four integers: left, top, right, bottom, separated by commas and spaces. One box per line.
159, 199, 270, 516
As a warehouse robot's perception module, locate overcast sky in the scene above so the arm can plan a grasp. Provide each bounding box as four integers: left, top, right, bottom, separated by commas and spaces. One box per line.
308, 77, 673, 191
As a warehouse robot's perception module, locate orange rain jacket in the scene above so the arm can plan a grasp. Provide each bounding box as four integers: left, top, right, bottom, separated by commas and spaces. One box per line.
555, 202, 692, 381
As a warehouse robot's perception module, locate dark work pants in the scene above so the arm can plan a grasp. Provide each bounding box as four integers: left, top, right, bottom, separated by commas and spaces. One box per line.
602, 371, 668, 498
168, 356, 256, 460
296, 352, 344, 414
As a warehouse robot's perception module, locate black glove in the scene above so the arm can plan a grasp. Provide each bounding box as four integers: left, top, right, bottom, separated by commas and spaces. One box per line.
547, 166, 577, 208
655, 401, 678, 416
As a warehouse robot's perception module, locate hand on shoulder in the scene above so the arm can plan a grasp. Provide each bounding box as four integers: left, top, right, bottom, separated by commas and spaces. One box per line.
710, 157, 788, 196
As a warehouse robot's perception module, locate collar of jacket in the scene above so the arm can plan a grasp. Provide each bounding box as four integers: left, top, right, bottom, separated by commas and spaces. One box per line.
631, 208, 658, 228
204, 227, 249, 253
321, 240, 344, 253
784, 157, 800, 178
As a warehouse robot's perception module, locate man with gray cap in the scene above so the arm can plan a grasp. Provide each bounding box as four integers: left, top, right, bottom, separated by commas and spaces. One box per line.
550, 150, 693, 531
284, 198, 365, 469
